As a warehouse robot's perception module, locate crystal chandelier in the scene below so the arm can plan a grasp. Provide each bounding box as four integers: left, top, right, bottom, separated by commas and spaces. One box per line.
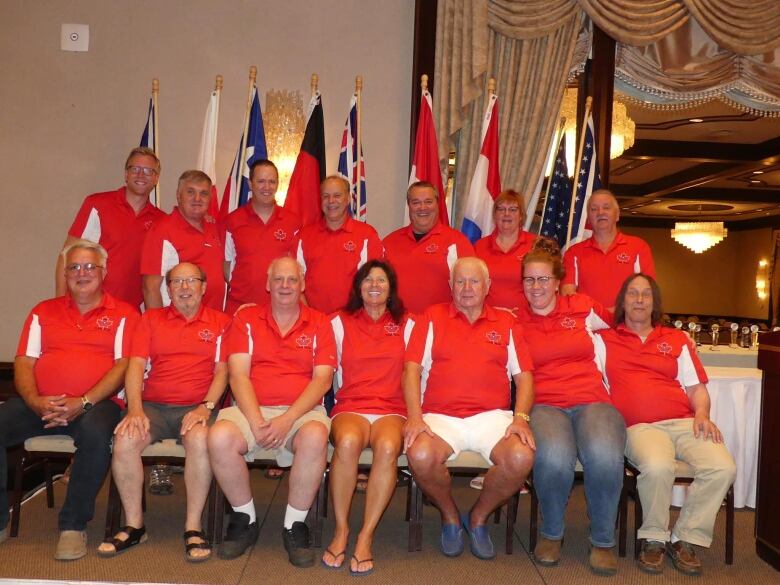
263, 89, 305, 204
671, 222, 728, 253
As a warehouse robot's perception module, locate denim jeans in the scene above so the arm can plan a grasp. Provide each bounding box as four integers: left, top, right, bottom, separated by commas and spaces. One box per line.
0, 396, 119, 531
530, 402, 626, 547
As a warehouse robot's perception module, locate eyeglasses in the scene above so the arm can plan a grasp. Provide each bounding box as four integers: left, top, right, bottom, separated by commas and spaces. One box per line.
169, 277, 204, 288
495, 206, 520, 214
522, 276, 553, 286
126, 165, 158, 177
65, 263, 104, 274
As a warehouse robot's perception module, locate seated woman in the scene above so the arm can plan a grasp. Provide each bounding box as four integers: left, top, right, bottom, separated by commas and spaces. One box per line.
322, 259, 410, 575
597, 273, 735, 576
516, 239, 626, 575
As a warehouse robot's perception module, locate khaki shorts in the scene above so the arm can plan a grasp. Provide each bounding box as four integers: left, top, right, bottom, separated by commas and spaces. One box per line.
423, 409, 513, 465
216, 405, 330, 467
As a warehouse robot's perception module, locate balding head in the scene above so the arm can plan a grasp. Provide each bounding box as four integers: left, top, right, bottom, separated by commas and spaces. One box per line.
587, 189, 620, 235
450, 257, 490, 316
267, 256, 305, 309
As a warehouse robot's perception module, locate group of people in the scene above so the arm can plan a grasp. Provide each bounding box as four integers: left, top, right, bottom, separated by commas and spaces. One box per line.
0, 147, 736, 578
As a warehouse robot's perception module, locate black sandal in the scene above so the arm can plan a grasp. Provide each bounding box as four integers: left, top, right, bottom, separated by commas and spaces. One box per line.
184, 529, 212, 563
97, 525, 147, 557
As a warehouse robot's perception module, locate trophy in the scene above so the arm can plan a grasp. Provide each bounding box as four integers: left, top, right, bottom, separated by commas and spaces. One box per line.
674, 320, 683, 331
751, 324, 759, 348
710, 323, 720, 350
741, 326, 750, 348
688, 322, 699, 346
730, 323, 739, 347
694, 323, 702, 346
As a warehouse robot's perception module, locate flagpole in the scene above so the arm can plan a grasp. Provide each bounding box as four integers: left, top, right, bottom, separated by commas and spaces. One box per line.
151, 78, 160, 207
565, 96, 592, 247
537, 117, 567, 235
355, 75, 363, 220
311, 73, 318, 98
238, 66, 257, 195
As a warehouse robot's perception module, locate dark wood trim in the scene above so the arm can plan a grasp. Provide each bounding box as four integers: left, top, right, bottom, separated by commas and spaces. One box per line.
0, 361, 15, 402
410, 0, 438, 170
623, 140, 759, 164
590, 25, 616, 187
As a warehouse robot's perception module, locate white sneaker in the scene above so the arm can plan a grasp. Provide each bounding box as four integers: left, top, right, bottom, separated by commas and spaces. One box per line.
469, 476, 485, 490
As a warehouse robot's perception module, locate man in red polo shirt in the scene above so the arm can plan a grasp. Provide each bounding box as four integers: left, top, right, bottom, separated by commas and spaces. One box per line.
222, 160, 301, 314
384, 181, 474, 315
1, 240, 138, 560
56, 147, 166, 307
561, 189, 655, 311
403, 257, 535, 560
291, 176, 383, 314
208, 257, 336, 567
596, 274, 735, 576
97, 262, 230, 561
141, 170, 226, 311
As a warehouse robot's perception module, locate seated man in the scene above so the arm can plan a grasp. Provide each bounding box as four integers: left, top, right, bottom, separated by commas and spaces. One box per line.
403, 257, 535, 559
97, 262, 230, 561
596, 273, 736, 575
208, 256, 336, 567
0, 240, 138, 559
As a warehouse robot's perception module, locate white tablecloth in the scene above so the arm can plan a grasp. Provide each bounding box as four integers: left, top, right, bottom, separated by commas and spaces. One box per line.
671, 366, 762, 508
696, 345, 758, 368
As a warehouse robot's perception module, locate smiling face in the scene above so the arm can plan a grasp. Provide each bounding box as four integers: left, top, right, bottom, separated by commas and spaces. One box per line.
360, 266, 390, 310
168, 263, 205, 316
267, 257, 304, 309
522, 261, 558, 315
320, 177, 350, 225
124, 153, 160, 198
493, 199, 522, 235
176, 179, 212, 223
407, 185, 439, 234
64, 247, 105, 301
622, 275, 654, 329
250, 164, 279, 208
586, 191, 620, 235
451, 258, 489, 313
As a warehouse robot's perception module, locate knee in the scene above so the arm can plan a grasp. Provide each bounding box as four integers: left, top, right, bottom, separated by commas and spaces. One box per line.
497, 445, 534, 478
296, 422, 329, 456
371, 436, 402, 462
333, 430, 364, 458
182, 425, 208, 453
699, 457, 737, 486
112, 434, 147, 459
636, 456, 676, 481
406, 440, 439, 475
207, 421, 242, 455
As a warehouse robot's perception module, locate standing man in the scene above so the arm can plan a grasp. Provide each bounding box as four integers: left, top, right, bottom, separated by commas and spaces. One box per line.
384, 182, 474, 314
561, 189, 655, 311
403, 257, 535, 559
2, 240, 138, 560
292, 176, 383, 314
208, 257, 336, 566
57, 147, 166, 307
141, 170, 226, 311
98, 262, 230, 561
222, 160, 301, 314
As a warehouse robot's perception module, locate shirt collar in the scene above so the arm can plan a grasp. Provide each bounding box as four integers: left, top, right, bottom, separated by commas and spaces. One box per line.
65, 291, 115, 315
405, 221, 442, 242
488, 229, 533, 253
318, 215, 354, 234
447, 301, 496, 324
165, 302, 207, 323
586, 231, 627, 253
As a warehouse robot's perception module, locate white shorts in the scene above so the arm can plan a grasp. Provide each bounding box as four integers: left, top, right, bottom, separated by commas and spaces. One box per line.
423, 409, 513, 465
216, 405, 330, 467
332, 412, 406, 424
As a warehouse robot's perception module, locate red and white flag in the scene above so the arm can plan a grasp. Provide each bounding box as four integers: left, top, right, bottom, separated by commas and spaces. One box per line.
409, 88, 448, 225
196, 86, 220, 218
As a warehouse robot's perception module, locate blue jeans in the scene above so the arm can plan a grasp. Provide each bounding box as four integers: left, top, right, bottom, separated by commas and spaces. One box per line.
530, 402, 626, 547
0, 396, 119, 531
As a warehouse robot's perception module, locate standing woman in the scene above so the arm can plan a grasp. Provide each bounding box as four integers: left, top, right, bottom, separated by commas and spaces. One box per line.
322, 259, 411, 575
517, 238, 626, 575
475, 190, 536, 311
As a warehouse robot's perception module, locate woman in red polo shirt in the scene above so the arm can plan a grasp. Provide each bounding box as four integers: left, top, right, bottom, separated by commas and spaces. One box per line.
322, 259, 409, 575
474, 190, 536, 310
517, 239, 626, 575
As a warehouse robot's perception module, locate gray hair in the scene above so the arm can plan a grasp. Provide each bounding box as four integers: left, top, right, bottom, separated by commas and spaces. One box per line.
61, 239, 108, 267
267, 256, 306, 280
450, 256, 490, 285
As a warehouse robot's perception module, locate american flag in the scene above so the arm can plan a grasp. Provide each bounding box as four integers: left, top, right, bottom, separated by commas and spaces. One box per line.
539, 134, 572, 248
338, 94, 367, 221
567, 112, 602, 247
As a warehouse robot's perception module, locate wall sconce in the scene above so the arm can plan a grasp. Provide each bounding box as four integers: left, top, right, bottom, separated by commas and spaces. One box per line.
756, 258, 769, 301
263, 89, 305, 205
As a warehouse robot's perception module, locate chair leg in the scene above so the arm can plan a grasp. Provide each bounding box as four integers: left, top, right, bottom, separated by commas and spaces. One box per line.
493, 506, 501, 524
506, 492, 519, 555
311, 471, 327, 548
404, 472, 411, 521
529, 482, 538, 554
205, 478, 217, 544
725, 486, 734, 565
105, 472, 122, 539
408, 478, 423, 552
44, 460, 55, 509
633, 494, 642, 559
214, 485, 226, 545
10, 451, 26, 537
618, 483, 627, 557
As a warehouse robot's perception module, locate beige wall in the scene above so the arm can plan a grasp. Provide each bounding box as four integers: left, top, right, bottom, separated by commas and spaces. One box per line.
622, 226, 773, 319
0, 1, 414, 359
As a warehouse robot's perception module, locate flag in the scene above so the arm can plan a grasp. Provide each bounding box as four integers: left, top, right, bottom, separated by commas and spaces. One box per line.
338, 94, 366, 221
218, 85, 267, 219
139, 97, 159, 207
461, 94, 501, 243
197, 87, 220, 218
409, 88, 448, 225
566, 111, 602, 247
284, 91, 326, 226
539, 135, 573, 249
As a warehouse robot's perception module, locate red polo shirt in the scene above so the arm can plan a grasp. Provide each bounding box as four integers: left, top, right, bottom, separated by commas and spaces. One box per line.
475, 229, 536, 309
292, 217, 383, 314
16, 293, 139, 398
140, 207, 226, 311
516, 293, 611, 408
562, 232, 655, 308
222, 204, 301, 313
383, 223, 475, 315
405, 303, 533, 418
130, 304, 231, 405
330, 310, 412, 416
225, 303, 337, 406
68, 187, 165, 307
596, 325, 707, 427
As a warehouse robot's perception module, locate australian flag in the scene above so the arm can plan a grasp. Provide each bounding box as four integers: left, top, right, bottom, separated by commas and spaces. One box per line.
539, 134, 572, 248
568, 112, 602, 246
338, 94, 367, 221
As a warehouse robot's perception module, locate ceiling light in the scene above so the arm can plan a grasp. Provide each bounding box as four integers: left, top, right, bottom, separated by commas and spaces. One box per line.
689, 118, 704, 123
653, 199, 661, 202
671, 222, 728, 254
752, 170, 764, 175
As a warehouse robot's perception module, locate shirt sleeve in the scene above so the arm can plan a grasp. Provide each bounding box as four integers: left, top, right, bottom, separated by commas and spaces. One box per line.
129, 313, 153, 359
509, 323, 534, 374
214, 313, 233, 363
16, 306, 42, 358
677, 335, 709, 387
313, 317, 338, 368
116, 309, 140, 359
562, 248, 576, 286
140, 222, 166, 276
68, 196, 101, 241
636, 239, 656, 279
404, 312, 431, 365
456, 232, 475, 257
584, 297, 613, 329
224, 311, 252, 356
367, 227, 385, 260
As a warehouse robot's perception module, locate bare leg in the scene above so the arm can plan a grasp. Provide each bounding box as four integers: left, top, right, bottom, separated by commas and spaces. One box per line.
352, 415, 404, 574
207, 421, 252, 506
323, 414, 370, 567
468, 436, 533, 527
97, 432, 151, 554
183, 425, 212, 559
406, 433, 457, 524
288, 421, 329, 510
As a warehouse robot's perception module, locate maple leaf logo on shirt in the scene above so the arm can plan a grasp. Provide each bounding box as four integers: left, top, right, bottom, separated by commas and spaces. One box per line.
296, 334, 313, 348
274, 229, 287, 241
96, 316, 114, 331
343, 240, 356, 252
425, 243, 439, 254
144, 220, 153, 231
198, 329, 215, 343
384, 322, 400, 336
560, 317, 577, 330
485, 330, 502, 345
616, 252, 631, 264
657, 342, 673, 355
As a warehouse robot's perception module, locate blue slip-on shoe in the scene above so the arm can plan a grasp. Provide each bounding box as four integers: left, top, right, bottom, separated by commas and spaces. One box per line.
440, 522, 465, 557
461, 513, 495, 560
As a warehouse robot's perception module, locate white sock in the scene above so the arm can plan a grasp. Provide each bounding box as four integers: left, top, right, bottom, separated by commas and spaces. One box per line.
283, 504, 309, 529
670, 534, 680, 544
232, 500, 256, 524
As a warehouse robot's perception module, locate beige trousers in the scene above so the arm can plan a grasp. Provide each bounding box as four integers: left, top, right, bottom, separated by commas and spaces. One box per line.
625, 417, 736, 547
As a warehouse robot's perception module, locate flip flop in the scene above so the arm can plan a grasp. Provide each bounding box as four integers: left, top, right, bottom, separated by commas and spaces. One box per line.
97, 525, 147, 557
321, 548, 346, 569
349, 555, 374, 576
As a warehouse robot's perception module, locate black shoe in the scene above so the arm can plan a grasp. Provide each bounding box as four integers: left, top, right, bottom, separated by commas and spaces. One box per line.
217, 512, 258, 560
282, 521, 314, 567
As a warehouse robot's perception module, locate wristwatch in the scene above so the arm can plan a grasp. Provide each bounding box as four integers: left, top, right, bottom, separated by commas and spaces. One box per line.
201, 400, 216, 411
513, 411, 530, 423
81, 395, 94, 412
